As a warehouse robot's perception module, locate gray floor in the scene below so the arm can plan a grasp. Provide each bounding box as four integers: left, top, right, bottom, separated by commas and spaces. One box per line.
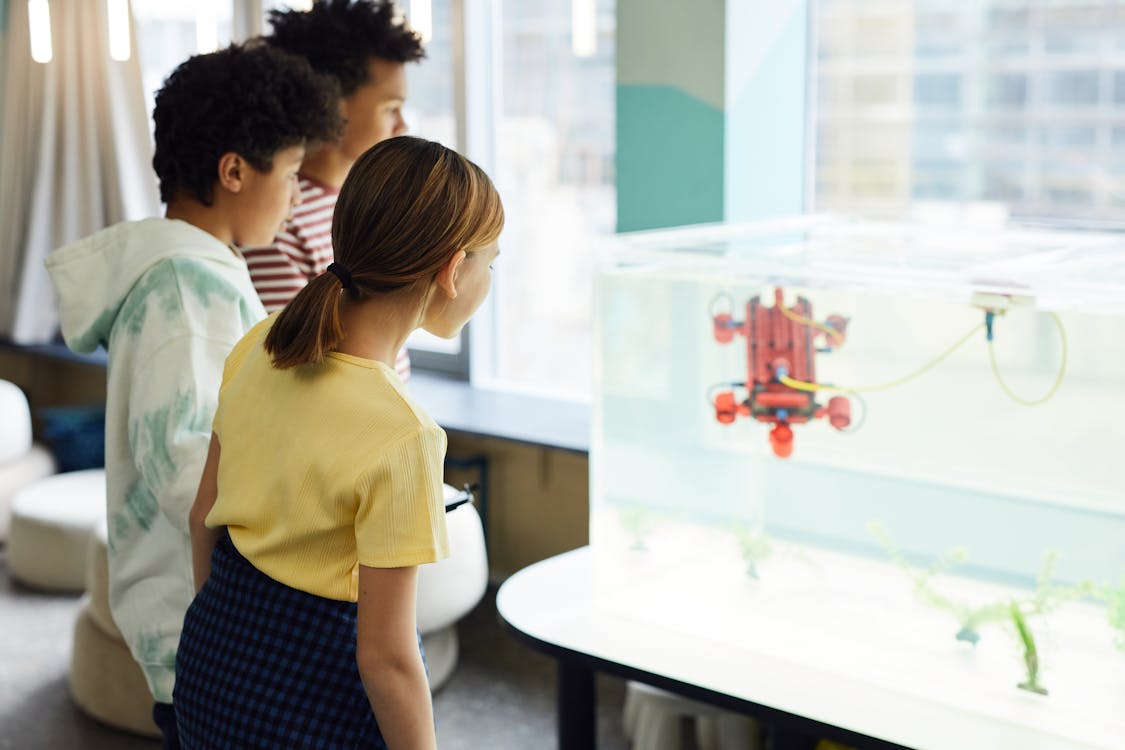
0, 547, 629, 750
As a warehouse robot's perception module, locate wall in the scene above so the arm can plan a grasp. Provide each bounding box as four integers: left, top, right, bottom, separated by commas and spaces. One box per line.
445, 435, 589, 580
0, 350, 107, 433
616, 0, 808, 231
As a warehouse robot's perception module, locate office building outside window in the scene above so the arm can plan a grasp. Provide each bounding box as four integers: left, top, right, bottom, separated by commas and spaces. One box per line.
814, 0, 1125, 224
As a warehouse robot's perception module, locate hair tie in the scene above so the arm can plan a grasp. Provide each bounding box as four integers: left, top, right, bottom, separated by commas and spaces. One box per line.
327, 262, 352, 290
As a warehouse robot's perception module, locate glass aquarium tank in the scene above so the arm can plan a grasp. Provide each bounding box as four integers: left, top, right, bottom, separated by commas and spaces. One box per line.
590, 215, 1125, 741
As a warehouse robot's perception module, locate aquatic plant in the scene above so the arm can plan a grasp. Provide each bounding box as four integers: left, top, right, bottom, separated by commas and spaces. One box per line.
868, 522, 1102, 696
1100, 577, 1125, 654
868, 521, 1004, 644
1010, 601, 1047, 695
731, 523, 772, 578
869, 523, 1090, 646
617, 505, 654, 551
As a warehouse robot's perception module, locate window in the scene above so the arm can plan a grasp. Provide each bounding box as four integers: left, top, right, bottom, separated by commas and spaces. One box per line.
854, 75, 900, 108
989, 7, 1030, 30
987, 126, 1026, 146
913, 73, 961, 111
264, 0, 313, 13
133, 1, 234, 118
813, 0, 1125, 223
1044, 30, 1098, 55
400, 0, 456, 149
1047, 71, 1100, 107
130, 0, 617, 394
855, 15, 913, 57
987, 73, 1027, 109
988, 37, 1030, 57
1041, 125, 1097, 148
982, 163, 1025, 201
397, 0, 463, 367
912, 120, 965, 160
135, 3, 329, 121
482, 0, 616, 398
914, 12, 962, 59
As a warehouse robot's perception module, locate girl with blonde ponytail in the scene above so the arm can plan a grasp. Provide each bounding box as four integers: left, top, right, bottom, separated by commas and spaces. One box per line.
174, 136, 503, 750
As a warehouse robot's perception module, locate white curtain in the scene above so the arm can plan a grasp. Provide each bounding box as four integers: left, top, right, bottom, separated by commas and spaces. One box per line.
0, 0, 159, 344
0, 2, 7, 158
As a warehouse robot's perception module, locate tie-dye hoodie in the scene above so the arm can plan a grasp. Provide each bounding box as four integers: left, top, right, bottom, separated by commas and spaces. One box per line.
46, 217, 265, 703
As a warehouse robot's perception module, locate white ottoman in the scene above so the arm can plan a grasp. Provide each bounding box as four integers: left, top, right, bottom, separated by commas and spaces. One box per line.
7, 469, 105, 591
85, 519, 119, 637
623, 681, 761, 750
0, 445, 57, 541
418, 484, 489, 692
0, 379, 57, 541
69, 517, 160, 738
0, 380, 32, 464
70, 604, 160, 738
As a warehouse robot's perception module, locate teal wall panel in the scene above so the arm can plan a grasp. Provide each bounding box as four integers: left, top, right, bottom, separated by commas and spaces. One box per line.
616, 84, 725, 232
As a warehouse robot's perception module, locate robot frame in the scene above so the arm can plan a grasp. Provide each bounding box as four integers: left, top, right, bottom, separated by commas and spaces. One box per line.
710, 287, 851, 458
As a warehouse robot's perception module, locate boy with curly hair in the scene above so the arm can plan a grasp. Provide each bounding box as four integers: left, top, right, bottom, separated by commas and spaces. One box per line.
245, 0, 425, 380
45, 43, 341, 747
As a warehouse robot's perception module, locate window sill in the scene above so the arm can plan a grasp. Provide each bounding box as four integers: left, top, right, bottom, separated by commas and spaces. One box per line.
1, 342, 590, 454
409, 373, 589, 454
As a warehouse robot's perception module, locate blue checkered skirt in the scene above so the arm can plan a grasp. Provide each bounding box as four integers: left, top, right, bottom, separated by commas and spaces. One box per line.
174, 533, 399, 749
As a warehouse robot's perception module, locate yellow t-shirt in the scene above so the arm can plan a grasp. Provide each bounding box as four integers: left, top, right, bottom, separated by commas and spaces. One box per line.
206, 315, 450, 602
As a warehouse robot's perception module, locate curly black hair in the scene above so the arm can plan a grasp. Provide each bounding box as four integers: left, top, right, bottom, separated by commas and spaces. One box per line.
152, 43, 343, 205
265, 0, 425, 97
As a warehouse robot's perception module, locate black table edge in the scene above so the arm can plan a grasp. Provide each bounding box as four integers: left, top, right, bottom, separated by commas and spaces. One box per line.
497, 607, 914, 750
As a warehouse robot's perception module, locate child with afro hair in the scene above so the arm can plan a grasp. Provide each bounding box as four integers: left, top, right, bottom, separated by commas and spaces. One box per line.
245, 1, 425, 385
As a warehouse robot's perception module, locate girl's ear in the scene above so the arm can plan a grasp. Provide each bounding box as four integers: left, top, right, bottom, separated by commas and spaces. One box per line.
434, 250, 467, 299
217, 152, 245, 194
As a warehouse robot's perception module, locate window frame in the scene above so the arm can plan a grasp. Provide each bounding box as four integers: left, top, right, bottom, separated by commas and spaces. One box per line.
453, 0, 500, 386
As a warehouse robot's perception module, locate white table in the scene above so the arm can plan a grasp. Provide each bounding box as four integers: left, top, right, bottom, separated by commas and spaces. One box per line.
497, 544, 1124, 750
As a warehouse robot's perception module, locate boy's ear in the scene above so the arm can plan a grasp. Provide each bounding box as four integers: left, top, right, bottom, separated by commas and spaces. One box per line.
216, 152, 246, 194
434, 250, 467, 299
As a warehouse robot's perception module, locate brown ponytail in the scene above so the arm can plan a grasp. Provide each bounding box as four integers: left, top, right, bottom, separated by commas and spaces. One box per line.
262, 135, 504, 370
263, 271, 346, 369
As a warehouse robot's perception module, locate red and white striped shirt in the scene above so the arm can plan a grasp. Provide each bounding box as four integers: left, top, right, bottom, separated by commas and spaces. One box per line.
244, 175, 411, 381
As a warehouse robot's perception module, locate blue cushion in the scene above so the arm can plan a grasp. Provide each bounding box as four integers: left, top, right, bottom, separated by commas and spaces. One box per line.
38, 405, 105, 472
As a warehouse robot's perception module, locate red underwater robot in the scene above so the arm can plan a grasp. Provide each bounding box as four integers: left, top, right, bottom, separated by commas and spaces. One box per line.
711, 288, 851, 458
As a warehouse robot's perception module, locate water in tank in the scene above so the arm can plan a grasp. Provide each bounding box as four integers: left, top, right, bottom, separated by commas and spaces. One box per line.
590, 215, 1125, 719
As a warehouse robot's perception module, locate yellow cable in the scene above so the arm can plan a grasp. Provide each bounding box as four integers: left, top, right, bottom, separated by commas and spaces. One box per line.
779, 310, 1068, 406
779, 321, 985, 394
778, 299, 844, 346
987, 312, 1067, 406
